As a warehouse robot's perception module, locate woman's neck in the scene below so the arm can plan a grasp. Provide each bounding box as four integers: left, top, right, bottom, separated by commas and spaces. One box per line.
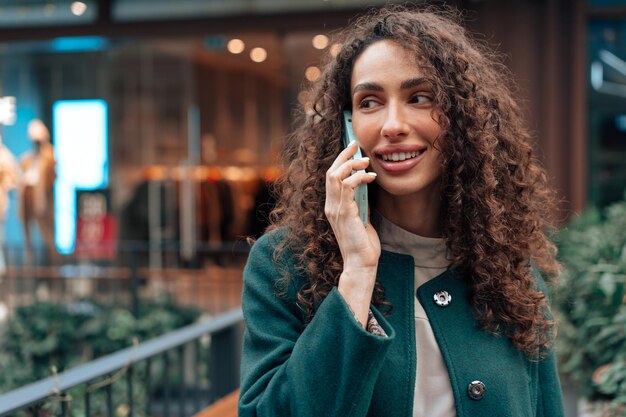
374, 187, 443, 238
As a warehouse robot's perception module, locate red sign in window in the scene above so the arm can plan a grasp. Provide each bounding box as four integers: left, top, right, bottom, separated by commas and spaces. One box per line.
74, 191, 117, 259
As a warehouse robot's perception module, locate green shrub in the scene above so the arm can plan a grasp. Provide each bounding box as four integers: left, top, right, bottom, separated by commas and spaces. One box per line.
555, 194, 626, 415
0, 297, 201, 393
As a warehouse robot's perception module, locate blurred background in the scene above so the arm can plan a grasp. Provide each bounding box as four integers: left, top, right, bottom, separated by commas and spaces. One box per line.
0, 0, 625, 416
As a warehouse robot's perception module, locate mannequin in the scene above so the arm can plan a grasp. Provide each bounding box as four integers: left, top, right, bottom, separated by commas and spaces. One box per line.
18, 119, 57, 264
0, 133, 21, 274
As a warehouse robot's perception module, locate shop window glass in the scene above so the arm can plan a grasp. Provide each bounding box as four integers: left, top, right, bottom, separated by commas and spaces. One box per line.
588, 20, 626, 207
0, 28, 339, 259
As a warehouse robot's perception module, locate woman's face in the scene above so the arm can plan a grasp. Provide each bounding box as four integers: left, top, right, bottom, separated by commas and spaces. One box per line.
350, 40, 444, 201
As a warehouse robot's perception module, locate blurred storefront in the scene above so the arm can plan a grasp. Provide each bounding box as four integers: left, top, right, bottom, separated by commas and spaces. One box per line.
0, 0, 624, 264
0, 0, 404, 264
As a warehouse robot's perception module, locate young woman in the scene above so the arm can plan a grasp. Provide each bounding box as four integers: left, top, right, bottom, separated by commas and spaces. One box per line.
238, 6, 564, 417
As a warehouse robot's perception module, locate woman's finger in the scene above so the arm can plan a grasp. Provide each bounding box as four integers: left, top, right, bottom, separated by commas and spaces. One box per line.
327, 157, 370, 184
341, 171, 377, 191
325, 168, 374, 212
328, 171, 376, 222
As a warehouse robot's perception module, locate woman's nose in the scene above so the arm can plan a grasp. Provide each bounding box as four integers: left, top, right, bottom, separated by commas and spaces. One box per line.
380, 104, 410, 139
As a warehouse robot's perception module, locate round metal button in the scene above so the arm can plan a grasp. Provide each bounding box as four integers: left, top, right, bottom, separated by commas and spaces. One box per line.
433, 290, 452, 307
467, 380, 486, 400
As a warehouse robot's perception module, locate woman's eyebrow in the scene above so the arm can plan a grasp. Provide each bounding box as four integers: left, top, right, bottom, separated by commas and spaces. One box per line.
352, 82, 383, 94
352, 77, 430, 95
400, 77, 429, 90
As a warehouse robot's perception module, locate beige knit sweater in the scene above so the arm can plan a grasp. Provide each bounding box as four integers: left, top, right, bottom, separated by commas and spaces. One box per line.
377, 214, 456, 417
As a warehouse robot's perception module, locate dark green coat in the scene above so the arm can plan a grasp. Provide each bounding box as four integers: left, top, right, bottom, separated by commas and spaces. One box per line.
238, 231, 564, 417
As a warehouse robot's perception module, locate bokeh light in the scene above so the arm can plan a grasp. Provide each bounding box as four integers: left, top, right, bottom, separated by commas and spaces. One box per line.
312, 34, 329, 50
305, 66, 321, 82
250, 47, 267, 63
330, 43, 342, 57
70, 1, 87, 16
227, 39, 245, 54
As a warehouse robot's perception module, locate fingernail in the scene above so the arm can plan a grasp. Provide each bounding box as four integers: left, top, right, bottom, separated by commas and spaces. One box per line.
368, 172, 377, 177
349, 140, 356, 146
362, 157, 370, 161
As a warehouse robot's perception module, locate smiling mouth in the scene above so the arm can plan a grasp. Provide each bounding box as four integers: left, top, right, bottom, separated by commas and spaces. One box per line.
378, 150, 425, 162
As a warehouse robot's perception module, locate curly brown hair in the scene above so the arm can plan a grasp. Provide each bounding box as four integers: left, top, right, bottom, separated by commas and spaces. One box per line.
268, 5, 560, 357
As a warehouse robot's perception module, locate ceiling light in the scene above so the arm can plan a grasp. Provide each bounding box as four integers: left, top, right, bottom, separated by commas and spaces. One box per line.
250, 47, 267, 63
330, 43, 342, 57
227, 38, 245, 54
70, 1, 87, 16
312, 34, 329, 50
305, 66, 321, 82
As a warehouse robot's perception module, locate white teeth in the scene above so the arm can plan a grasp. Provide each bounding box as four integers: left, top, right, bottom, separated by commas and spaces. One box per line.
381, 151, 422, 161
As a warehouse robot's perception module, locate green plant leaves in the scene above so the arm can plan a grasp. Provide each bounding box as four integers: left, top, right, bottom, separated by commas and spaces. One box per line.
0, 297, 200, 395
555, 193, 626, 415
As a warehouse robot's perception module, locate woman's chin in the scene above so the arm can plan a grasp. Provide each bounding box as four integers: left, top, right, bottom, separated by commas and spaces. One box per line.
374, 179, 442, 202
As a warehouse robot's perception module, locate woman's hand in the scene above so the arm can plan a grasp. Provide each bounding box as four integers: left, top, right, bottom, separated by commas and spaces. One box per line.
325, 141, 380, 326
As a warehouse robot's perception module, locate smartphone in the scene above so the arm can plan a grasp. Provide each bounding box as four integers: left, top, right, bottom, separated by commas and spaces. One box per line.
342, 110, 369, 227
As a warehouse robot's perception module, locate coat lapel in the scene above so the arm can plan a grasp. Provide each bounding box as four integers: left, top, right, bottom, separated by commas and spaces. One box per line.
368, 251, 416, 417
417, 269, 534, 417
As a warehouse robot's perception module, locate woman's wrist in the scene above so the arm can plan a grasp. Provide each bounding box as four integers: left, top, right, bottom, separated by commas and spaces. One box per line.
339, 265, 377, 292
338, 267, 377, 327
342, 260, 378, 276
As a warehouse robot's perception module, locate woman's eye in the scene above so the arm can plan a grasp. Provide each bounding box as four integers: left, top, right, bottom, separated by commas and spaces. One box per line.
358, 99, 378, 109
410, 94, 432, 105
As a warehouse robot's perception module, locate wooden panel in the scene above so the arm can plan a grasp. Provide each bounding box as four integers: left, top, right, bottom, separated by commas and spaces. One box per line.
193, 389, 240, 417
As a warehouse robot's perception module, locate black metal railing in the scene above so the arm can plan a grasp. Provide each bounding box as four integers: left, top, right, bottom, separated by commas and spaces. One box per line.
0, 308, 243, 417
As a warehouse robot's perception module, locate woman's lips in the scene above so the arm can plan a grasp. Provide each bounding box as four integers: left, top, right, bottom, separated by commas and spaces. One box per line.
375, 150, 426, 173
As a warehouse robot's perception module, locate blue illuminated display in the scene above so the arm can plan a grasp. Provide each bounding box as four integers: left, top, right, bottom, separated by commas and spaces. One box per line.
53, 99, 108, 254
51, 36, 108, 53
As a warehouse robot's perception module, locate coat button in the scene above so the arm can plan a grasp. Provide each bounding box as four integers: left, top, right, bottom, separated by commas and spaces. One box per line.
433, 290, 452, 307
467, 380, 486, 400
